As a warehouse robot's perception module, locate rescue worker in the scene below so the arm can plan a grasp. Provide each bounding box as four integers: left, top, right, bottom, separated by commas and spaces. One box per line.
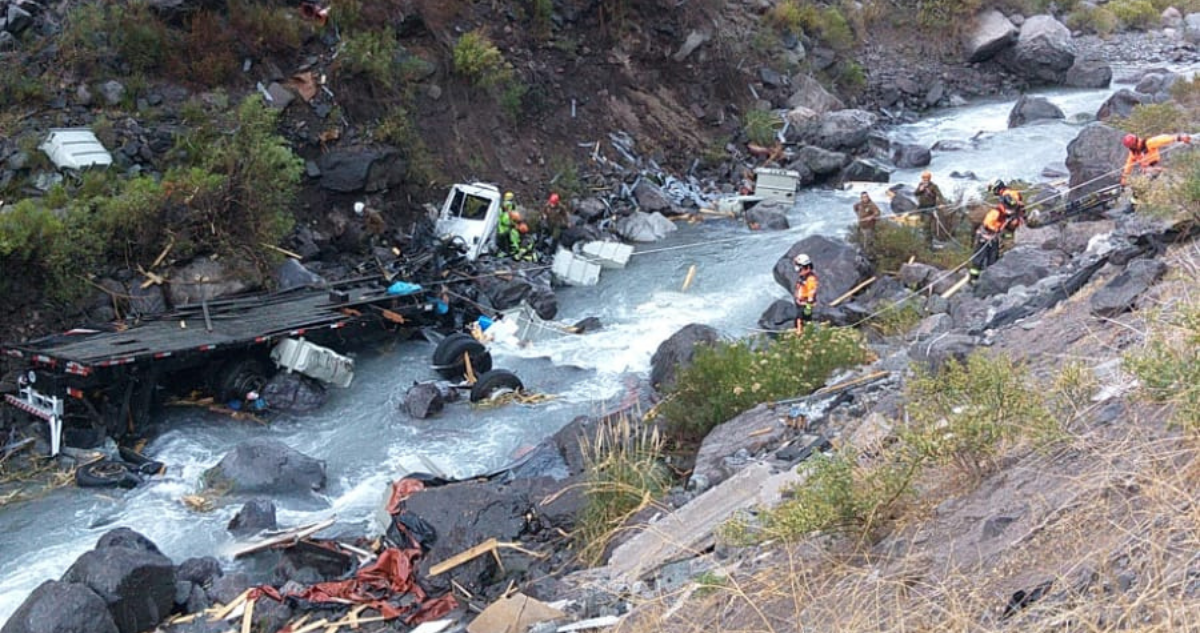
496, 203, 523, 257
988, 179, 1025, 246
915, 171, 946, 248
792, 253, 818, 334
357, 201, 386, 247
542, 192, 569, 243
1121, 132, 1191, 185
853, 191, 881, 256
502, 191, 517, 215
968, 198, 1017, 283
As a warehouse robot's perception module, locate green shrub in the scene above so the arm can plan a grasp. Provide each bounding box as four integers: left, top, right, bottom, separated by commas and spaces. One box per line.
0, 201, 65, 261
376, 106, 441, 186
1115, 102, 1190, 138
855, 218, 970, 273
339, 28, 401, 90
174, 11, 240, 87
1124, 303, 1200, 431
228, 0, 305, 56
916, 0, 982, 34
661, 328, 869, 442
865, 298, 924, 337
59, 1, 172, 74
902, 353, 1056, 480
837, 60, 867, 95
744, 109, 781, 146
500, 81, 529, 122
1066, 5, 1119, 36
453, 29, 512, 87
767, 2, 855, 50
531, 0, 553, 37
574, 417, 670, 566
1110, 0, 1159, 29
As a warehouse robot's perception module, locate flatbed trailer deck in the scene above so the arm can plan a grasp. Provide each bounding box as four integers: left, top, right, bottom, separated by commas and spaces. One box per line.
2, 275, 449, 455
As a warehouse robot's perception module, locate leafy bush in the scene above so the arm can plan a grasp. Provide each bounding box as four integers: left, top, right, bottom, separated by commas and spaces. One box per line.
1115, 102, 1190, 139
1124, 303, 1200, 431
174, 11, 240, 87
0, 201, 65, 261
1066, 5, 1119, 36
59, 1, 171, 74
902, 353, 1056, 480
376, 106, 441, 186
744, 109, 781, 146
865, 298, 924, 338
339, 28, 401, 90
852, 218, 971, 273
767, 2, 855, 50
1110, 0, 1159, 29
228, 0, 305, 56
837, 60, 867, 95
531, 0, 554, 37
916, 0, 983, 35
661, 328, 869, 442
574, 417, 670, 566
500, 81, 529, 122
453, 29, 512, 88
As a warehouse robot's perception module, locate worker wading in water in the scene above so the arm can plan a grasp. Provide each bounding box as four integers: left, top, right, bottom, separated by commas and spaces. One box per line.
793, 253, 818, 334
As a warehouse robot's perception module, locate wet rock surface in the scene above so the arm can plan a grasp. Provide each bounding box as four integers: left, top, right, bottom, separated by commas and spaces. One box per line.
650, 323, 722, 392
60, 530, 176, 633
204, 438, 327, 495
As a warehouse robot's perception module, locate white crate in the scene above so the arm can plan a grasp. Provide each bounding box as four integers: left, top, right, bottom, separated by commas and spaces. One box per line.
551, 248, 602, 286
271, 338, 355, 388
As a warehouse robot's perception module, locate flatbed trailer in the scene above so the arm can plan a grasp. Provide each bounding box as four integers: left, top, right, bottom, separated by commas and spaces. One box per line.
2, 275, 450, 455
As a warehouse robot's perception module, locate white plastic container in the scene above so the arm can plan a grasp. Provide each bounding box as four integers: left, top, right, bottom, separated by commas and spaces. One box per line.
754, 167, 800, 203
270, 338, 355, 388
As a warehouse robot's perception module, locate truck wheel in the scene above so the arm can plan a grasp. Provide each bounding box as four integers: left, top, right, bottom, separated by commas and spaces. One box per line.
214, 358, 269, 403
469, 370, 524, 403
76, 460, 140, 489
432, 334, 493, 380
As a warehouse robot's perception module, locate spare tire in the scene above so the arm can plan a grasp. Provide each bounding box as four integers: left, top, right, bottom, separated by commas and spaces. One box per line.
432, 333, 493, 380
76, 460, 140, 489
469, 369, 524, 403
214, 357, 269, 403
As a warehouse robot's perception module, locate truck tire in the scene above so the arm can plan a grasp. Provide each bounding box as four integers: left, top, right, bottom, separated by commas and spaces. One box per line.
469, 370, 524, 403
214, 358, 269, 403
432, 334, 493, 380
76, 460, 141, 489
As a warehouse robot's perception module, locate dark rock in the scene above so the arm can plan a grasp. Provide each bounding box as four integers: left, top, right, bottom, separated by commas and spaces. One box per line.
998, 15, 1076, 84
963, 9, 1018, 62
793, 145, 848, 176
227, 499, 278, 535
1066, 123, 1125, 201
1007, 95, 1065, 128
1135, 71, 1179, 97
889, 185, 918, 215
925, 79, 945, 107
204, 438, 326, 494
803, 109, 877, 151
691, 404, 789, 489
774, 235, 866, 311
167, 256, 254, 306
0, 580, 118, 633
745, 201, 790, 230
274, 541, 353, 585
898, 262, 938, 289
1065, 57, 1112, 89
757, 299, 797, 332
404, 382, 446, 419
891, 142, 931, 168
632, 180, 676, 214
176, 557, 223, 587
839, 158, 892, 184
5, 4, 34, 34
62, 538, 176, 633
317, 149, 405, 193
574, 197, 608, 221
1096, 89, 1144, 122
950, 295, 992, 333
650, 324, 721, 392
207, 572, 253, 606
758, 67, 785, 88
96, 528, 164, 554
526, 283, 558, 320
261, 372, 328, 413
786, 74, 844, 113
909, 333, 978, 370
982, 515, 1018, 539
1090, 258, 1167, 317
98, 80, 126, 106
276, 259, 324, 291
975, 246, 1067, 298
128, 283, 167, 316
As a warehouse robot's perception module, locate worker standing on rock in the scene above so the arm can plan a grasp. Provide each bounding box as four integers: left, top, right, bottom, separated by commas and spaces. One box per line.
793, 253, 818, 334
854, 192, 881, 257
1121, 132, 1191, 185
542, 192, 568, 245
915, 171, 946, 248
497, 195, 523, 257
969, 198, 1017, 283
988, 179, 1025, 249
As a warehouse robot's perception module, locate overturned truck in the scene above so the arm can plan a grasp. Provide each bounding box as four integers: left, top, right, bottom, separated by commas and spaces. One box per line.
2, 275, 456, 455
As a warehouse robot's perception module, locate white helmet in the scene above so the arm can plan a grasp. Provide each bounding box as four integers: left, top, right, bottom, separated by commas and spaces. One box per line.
793, 253, 812, 268
354, 201, 365, 215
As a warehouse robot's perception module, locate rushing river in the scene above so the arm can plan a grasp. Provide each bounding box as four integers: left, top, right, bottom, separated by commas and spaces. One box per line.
0, 84, 1131, 621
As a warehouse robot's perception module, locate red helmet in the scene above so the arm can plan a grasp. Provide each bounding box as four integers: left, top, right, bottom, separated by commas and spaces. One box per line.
1123, 134, 1139, 150
518, 222, 529, 234
548, 193, 560, 205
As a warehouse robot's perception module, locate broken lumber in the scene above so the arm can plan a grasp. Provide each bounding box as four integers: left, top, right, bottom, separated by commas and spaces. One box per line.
231, 516, 337, 559
240, 598, 255, 633
941, 274, 971, 299
430, 538, 499, 576
261, 242, 303, 260
208, 589, 251, 622
681, 265, 697, 292
830, 276, 877, 307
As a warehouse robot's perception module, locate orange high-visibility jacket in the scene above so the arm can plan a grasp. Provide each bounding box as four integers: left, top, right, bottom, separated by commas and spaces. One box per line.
794, 273, 818, 306
1123, 134, 1181, 182
979, 207, 1008, 239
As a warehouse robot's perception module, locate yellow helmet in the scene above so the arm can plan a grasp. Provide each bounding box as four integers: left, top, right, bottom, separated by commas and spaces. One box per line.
504, 191, 514, 201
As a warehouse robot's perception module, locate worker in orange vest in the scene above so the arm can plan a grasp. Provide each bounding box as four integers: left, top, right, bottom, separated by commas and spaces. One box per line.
968, 199, 1018, 283
1121, 132, 1191, 185
793, 253, 818, 334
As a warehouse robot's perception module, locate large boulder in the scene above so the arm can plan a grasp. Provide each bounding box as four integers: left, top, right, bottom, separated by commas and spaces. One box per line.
227, 499, 278, 535
804, 109, 878, 152
1007, 95, 1064, 128
275, 259, 324, 291
260, 372, 328, 413
792, 145, 849, 176
745, 201, 790, 231
61, 530, 176, 633
1096, 89, 1144, 122
317, 149, 405, 193
650, 324, 721, 392
475, 272, 558, 320
891, 142, 931, 169
774, 235, 865, 308
203, 438, 326, 494
167, 256, 254, 306
757, 298, 797, 332
616, 211, 677, 242
974, 246, 1068, 298
998, 15, 1076, 84
786, 74, 844, 113
839, 158, 892, 184
909, 334, 979, 370
0, 581, 118, 633
1064, 57, 1112, 89
1135, 71, 1179, 99
963, 9, 1018, 62
633, 180, 677, 214
1090, 258, 1168, 317
1065, 123, 1126, 201
690, 404, 790, 490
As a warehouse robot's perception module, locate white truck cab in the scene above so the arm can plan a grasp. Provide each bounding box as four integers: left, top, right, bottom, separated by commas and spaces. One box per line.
434, 183, 504, 261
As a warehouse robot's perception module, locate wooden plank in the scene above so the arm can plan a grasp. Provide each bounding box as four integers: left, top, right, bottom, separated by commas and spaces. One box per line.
240, 598, 255, 633
430, 538, 499, 576
940, 274, 971, 299
231, 517, 337, 559
208, 589, 251, 622
830, 276, 877, 307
